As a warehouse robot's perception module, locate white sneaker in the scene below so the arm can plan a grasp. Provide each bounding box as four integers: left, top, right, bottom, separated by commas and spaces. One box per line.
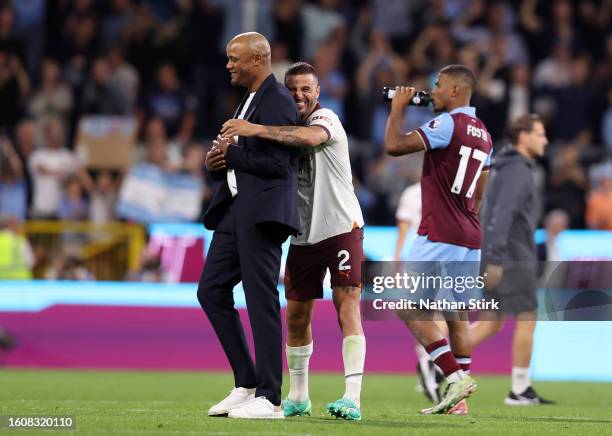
228, 396, 284, 419
208, 387, 255, 416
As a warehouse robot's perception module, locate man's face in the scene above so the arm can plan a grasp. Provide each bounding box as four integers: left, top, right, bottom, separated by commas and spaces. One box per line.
45, 121, 63, 149
431, 73, 454, 113
226, 41, 253, 88
524, 121, 548, 158
285, 73, 320, 120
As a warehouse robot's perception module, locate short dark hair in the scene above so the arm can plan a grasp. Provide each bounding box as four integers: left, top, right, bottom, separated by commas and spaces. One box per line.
439, 64, 476, 92
284, 62, 318, 82
506, 113, 542, 145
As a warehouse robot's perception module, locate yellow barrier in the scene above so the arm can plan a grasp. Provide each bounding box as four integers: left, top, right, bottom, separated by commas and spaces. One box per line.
23, 221, 146, 281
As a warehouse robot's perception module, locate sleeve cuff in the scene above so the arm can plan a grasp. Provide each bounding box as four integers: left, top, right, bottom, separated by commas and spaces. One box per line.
311, 123, 331, 143
415, 128, 430, 151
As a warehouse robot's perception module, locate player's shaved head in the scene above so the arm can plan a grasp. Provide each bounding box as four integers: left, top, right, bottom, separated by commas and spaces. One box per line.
431, 64, 476, 112
439, 64, 476, 95
228, 32, 271, 64
226, 32, 273, 91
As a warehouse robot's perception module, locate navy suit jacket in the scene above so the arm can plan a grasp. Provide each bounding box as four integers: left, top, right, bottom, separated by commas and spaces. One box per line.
204, 74, 301, 236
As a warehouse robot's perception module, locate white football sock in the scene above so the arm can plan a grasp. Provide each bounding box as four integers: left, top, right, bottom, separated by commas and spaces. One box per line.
286, 342, 313, 402
416, 343, 430, 364
511, 367, 530, 395
342, 335, 366, 405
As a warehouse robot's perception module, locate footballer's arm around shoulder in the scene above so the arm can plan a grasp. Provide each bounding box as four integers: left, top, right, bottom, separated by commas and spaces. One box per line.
253, 124, 329, 148
224, 92, 299, 178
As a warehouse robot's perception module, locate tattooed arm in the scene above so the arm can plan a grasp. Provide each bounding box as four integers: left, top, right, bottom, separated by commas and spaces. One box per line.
221, 119, 330, 148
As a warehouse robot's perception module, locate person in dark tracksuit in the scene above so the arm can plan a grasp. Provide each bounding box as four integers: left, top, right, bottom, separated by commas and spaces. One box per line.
470, 114, 555, 406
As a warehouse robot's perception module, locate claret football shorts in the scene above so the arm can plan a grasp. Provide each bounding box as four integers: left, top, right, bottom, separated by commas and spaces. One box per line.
284, 227, 364, 301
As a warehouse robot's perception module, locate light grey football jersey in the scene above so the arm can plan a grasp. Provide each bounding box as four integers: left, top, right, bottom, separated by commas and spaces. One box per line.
291, 108, 364, 245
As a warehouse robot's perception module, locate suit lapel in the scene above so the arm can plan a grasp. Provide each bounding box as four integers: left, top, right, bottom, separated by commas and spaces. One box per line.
233, 93, 249, 118
232, 74, 277, 145
244, 74, 276, 121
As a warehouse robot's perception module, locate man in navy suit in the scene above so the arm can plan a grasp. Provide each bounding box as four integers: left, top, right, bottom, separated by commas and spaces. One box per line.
198, 32, 300, 420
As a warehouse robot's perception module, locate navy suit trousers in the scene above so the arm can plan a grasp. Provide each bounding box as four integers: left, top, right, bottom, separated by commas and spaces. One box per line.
197, 198, 285, 406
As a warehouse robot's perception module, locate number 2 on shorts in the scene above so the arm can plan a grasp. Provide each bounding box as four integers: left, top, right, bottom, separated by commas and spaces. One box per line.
338, 249, 351, 271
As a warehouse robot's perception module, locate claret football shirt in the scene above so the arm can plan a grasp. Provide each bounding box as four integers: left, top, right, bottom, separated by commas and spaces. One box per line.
414, 106, 493, 249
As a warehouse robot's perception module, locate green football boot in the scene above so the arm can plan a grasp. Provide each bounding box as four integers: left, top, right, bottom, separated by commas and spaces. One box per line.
326, 397, 361, 421
283, 397, 312, 417
425, 375, 477, 415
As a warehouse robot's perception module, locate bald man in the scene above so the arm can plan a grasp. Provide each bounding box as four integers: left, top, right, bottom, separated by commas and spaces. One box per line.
198, 32, 300, 419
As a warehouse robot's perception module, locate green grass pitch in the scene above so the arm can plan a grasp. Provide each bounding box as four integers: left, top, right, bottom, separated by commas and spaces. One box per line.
1, 370, 611, 435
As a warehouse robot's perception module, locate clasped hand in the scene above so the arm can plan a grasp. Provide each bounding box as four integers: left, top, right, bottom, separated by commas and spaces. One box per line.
205, 135, 230, 172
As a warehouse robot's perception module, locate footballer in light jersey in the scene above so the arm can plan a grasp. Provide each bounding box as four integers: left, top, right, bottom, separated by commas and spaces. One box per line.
384, 65, 492, 415
222, 62, 365, 421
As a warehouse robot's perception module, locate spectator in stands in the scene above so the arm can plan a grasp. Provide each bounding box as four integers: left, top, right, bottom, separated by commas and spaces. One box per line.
301, 0, 346, 60
11, 0, 45, 76
313, 42, 347, 121
122, 6, 158, 87
602, 85, 612, 156
80, 57, 125, 115
127, 251, 166, 283
586, 177, 612, 230
270, 41, 292, 83
355, 29, 407, 143
140, 62, 197, 145
216, 0, 274, 54
13, 119, 36, 215
135, 116, 181, 170
58, 176, 89, 221
273, 0, 303, 62
107, 47, 139, 115
506, 64, 533, 127
0, 215, 33, 280
0, 5, 24, 62
29, 118, 91, 219
100, 0, 134, 51
60, 14, 98, 93
0, 51, 30, 134
28, 57, 74, 132
188, 0, 226, 139
533, 43, 573, 90
181, 142, 209, 218
371, 0, 415, 53
0, 137, 26, 221
89, 170, 117, 224
537, 209, 570, 263
551, 55, 593, 142
547, 144, 588, 228
57, 256, 94, 280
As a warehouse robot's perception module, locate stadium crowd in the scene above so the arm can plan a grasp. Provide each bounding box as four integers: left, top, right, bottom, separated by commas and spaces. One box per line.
0, 0, 610, 232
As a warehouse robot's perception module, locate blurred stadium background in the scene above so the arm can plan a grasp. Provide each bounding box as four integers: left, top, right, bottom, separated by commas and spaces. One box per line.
1, 0, 611, 405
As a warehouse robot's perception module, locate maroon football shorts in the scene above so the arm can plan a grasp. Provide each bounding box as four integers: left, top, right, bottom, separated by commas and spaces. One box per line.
284, 227, 364, 301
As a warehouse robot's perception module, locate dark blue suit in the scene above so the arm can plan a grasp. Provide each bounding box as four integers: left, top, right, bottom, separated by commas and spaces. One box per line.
197, 74, 300, 406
